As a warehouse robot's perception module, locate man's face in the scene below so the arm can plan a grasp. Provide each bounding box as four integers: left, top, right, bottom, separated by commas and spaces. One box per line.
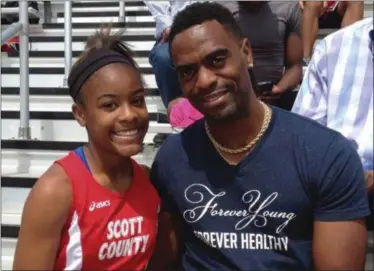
170, 20, 253, 122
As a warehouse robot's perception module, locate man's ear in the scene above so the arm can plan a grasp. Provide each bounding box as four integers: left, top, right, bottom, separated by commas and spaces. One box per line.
240, 38, 254, 69
72, 103, 86, 127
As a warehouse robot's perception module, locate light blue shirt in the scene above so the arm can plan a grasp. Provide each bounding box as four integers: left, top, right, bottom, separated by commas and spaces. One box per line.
144, 1, 200, 39
292, 17, 373, 169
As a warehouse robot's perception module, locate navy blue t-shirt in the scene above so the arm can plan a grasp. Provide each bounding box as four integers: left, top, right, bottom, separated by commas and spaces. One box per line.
150, 107, 370, 270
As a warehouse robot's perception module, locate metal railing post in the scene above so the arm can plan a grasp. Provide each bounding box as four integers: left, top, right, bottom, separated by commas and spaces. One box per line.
18, 0, 31, 139
64, 1, 72, 86
119, 1, 125, 22
43, 1, 52, 24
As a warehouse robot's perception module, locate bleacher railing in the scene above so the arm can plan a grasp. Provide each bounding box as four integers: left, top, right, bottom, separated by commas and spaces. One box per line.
1, 1, 30, 139
64, 1, 72, 86
63, 0, 126, 81
1, 0, 127, 140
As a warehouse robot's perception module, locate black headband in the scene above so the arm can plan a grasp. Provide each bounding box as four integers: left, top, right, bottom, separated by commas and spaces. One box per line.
68, 48, 133, 100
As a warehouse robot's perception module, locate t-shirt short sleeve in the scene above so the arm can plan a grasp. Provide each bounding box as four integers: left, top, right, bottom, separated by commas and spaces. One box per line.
286, 2, 302, 36
314, 134, 370, 221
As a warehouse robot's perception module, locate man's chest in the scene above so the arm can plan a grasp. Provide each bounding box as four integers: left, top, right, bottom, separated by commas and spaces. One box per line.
168, 169, 313, 251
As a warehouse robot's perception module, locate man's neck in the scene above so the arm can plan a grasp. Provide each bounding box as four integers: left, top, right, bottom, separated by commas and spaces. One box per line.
206, 99, 265, 150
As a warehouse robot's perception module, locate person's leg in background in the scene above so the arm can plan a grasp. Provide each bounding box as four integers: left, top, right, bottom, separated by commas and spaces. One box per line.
149, 39, 184, 109
301, 1, 324, 62
338, 1, 364, 28
149, 39, 184, 145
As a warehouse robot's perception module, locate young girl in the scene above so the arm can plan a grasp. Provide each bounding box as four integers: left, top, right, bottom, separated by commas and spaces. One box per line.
13, 27, 161, 270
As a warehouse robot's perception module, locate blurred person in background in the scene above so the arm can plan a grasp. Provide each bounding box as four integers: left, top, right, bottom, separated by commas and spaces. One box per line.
300, 1, 364, 64
292, 17, 373, 229
222, 1, 303, 111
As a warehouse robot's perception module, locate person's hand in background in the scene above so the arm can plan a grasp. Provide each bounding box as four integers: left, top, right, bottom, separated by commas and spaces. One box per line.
258, 85, 284, 104
365, 170, 373, 194
299, 1, 329, 15
161, 27, 171, 43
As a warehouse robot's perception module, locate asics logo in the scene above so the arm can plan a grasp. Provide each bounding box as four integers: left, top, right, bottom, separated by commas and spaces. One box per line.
89, 200, 111, 211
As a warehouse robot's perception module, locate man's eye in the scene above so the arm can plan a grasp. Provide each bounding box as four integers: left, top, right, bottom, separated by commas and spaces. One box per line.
180, 68, 194, 79
213, 56, 226, 66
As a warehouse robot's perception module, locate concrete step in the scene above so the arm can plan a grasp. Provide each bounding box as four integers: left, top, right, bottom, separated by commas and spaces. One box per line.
1, 110, 171, 144
10, 34, 155, 53
1, 24, 156, 37
27, 34, 155, 42
0, 93, 162, 113
1, 86, 158, 96
1, 23, 156, 36
1, 55, 150, 68
26, 41, 154, 51
8, 48, 150, 57
1, 68, 157, 88
71, 1, 145, 8
43, 21, 155, 29
69, 5, 148, 14
57, 15, 153, 24
1, 238, 16, 270
1, 6, 40, 19
55, 8, 153, 23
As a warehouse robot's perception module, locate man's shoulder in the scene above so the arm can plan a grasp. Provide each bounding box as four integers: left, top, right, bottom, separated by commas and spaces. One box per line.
275, 107, 344, 145
155, 119, 205, 160
275, 108, 358, 169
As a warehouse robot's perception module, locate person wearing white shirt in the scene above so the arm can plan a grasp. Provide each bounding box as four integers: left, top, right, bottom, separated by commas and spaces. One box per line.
292, 17, 373, 230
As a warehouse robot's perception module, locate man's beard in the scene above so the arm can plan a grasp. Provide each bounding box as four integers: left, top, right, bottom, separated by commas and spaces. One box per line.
204, 94, 250, 124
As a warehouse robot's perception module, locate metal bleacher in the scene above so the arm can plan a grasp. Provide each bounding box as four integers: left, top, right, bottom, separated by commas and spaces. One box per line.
1, 1, 373, 270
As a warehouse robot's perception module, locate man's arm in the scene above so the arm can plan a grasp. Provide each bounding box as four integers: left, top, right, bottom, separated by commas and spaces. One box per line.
313, 135, 370, 270
291, 39, 328, 126
140, 163, 180, 270
273, 3, 303, 94
313, 220, 367, 270
147, 147, 182, 270
13, 164, 72, 270
147, 211, 181, 271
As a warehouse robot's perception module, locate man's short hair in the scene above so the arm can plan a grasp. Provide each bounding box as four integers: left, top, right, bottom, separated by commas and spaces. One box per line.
168, 2, 243, 50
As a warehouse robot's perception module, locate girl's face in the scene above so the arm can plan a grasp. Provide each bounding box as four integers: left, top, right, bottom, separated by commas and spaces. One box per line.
73, 63, 149, 158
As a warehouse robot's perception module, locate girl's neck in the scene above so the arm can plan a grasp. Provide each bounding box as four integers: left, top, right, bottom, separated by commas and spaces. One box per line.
84, 143, 133, 183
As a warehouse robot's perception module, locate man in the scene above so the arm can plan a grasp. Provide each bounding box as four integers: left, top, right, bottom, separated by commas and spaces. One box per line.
225, 1, 303, 110
150, 2, 370, 270
300, 1, 364, 63
167, 0, 303, 130
292, 17, 373, 228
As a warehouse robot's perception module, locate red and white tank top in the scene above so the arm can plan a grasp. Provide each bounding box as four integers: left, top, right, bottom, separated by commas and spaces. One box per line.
53, 151, 160, 270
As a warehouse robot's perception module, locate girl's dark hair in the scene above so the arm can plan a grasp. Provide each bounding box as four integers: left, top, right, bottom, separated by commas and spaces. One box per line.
72, 25, 143, 104
78, 24, 138, 68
